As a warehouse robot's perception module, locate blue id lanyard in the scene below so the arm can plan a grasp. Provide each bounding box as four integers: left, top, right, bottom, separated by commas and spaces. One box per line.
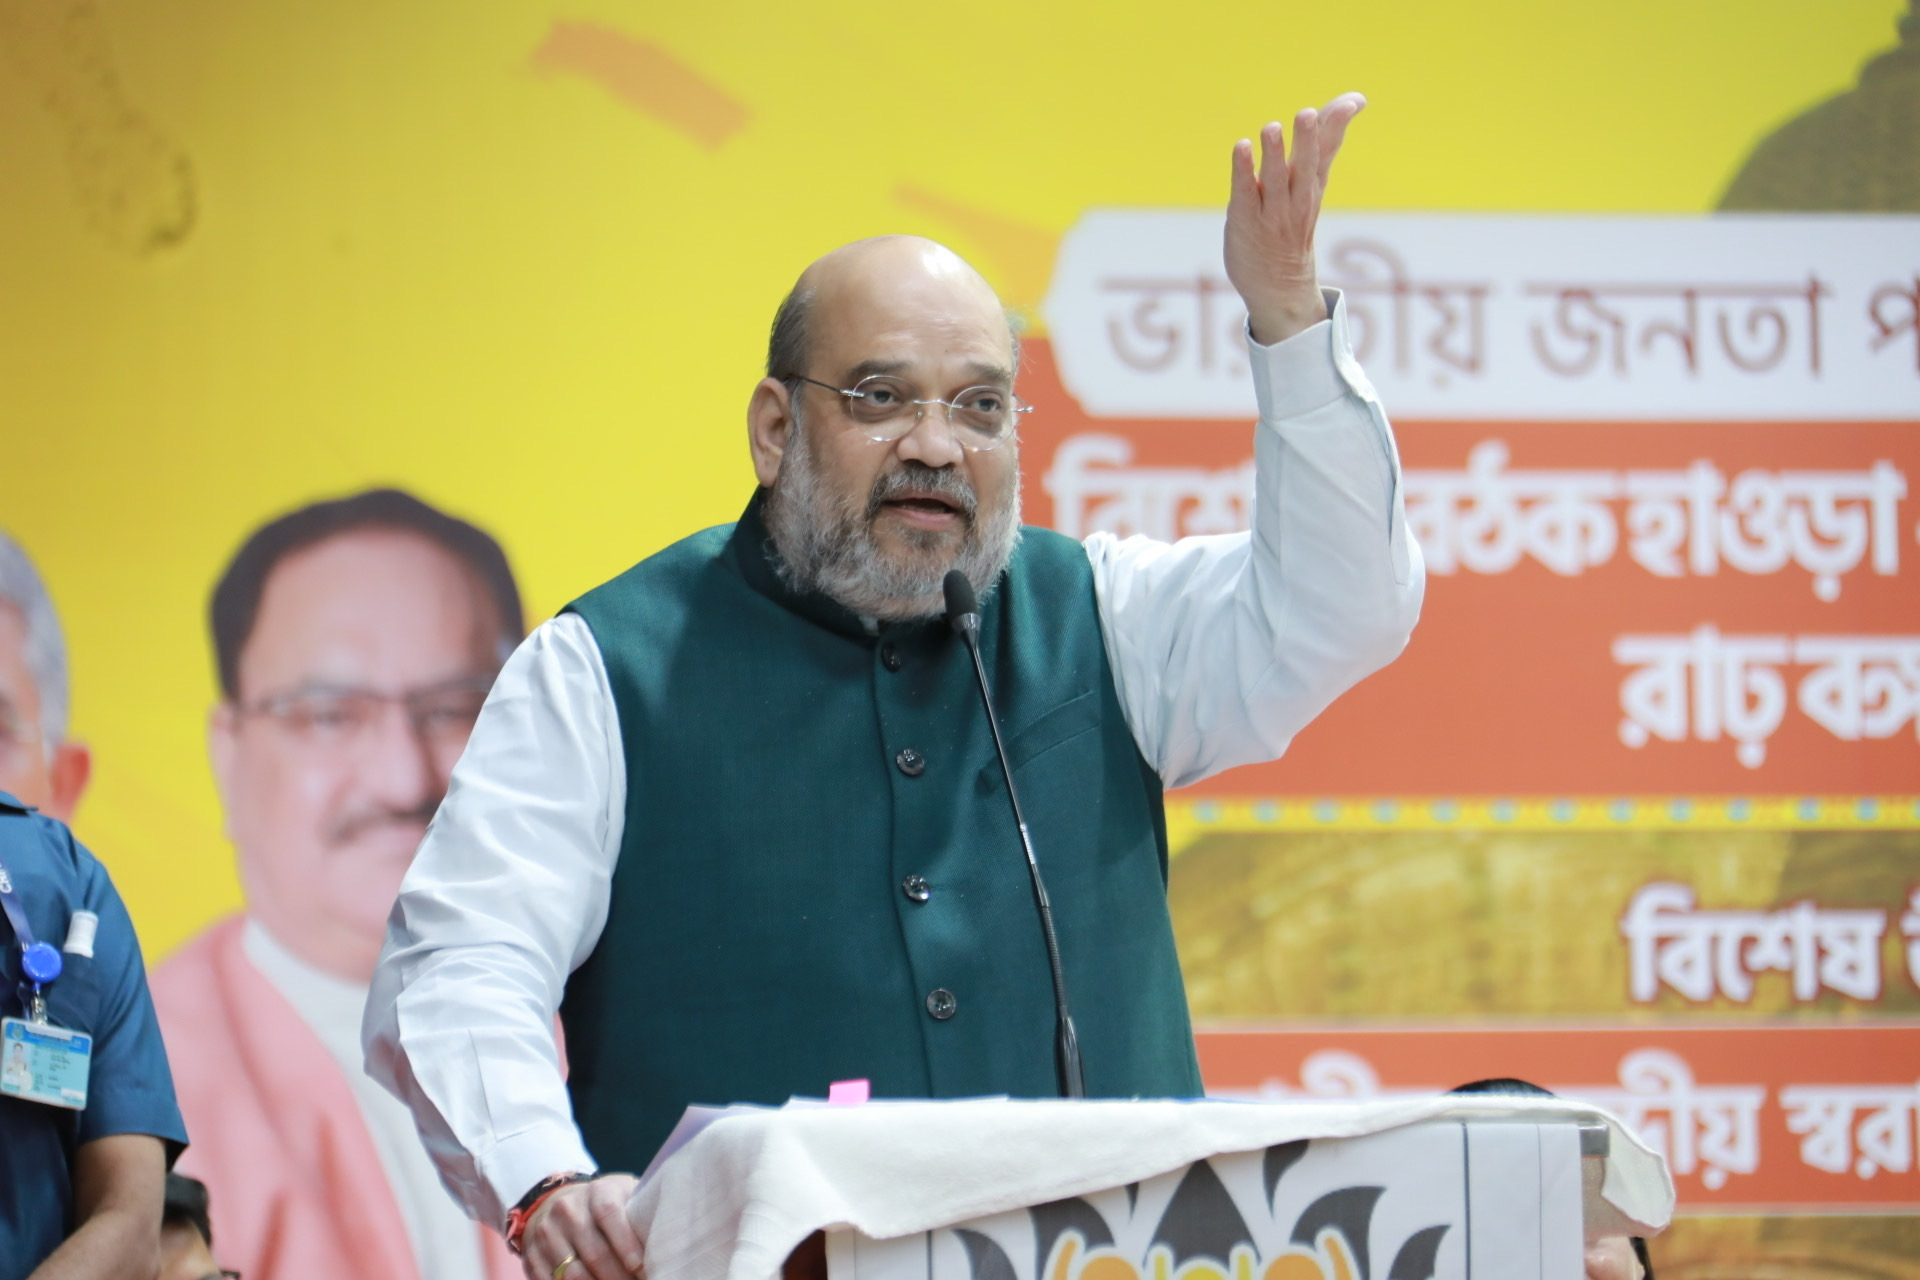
0, 854, 62, 1022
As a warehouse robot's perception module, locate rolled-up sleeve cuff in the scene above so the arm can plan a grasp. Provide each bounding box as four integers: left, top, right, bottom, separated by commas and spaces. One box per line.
1247, 287, 1374, 421
478, 1125, 599, 1229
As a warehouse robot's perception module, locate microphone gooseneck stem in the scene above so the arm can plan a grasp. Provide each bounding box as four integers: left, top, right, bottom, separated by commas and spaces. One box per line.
954, 616, 1086, 1100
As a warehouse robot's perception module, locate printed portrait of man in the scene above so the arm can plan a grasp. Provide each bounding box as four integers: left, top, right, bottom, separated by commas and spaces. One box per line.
3, 1039, 31, 1090
0, 529, 90, 820
151, 489, 526, 1280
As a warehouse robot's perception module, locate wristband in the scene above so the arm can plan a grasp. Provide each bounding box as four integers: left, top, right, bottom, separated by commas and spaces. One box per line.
504, 1171, 595, 1255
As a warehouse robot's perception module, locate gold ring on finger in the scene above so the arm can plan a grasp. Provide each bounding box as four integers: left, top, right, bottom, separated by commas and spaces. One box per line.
553, 1253, 579, 1280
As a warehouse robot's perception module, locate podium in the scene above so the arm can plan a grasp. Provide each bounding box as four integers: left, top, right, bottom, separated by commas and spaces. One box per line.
623, 1096, 1673, 1280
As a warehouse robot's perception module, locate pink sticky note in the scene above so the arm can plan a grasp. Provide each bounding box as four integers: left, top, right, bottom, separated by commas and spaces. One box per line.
827, 1078, 871, 1105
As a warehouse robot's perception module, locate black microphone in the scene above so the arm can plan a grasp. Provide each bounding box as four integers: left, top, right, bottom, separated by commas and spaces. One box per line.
943, 569, 1086, 1099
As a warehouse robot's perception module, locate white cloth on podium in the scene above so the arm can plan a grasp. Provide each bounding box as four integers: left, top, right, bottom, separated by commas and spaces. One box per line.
622, 1095, 1673, 1280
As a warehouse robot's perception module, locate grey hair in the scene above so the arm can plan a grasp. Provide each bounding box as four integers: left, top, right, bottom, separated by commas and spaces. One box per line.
766, 283, 816, 381
0, 529, 69, 744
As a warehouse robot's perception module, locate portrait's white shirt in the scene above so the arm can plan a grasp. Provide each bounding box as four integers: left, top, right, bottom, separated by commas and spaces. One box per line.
245, 921, 485, 1280
364, 290, 1425, 1228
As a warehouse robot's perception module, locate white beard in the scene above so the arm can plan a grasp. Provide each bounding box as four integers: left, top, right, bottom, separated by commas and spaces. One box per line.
763, 412, 1022, 622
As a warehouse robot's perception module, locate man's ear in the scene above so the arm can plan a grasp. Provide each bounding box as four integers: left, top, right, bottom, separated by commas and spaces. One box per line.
41, 742, 90, 824
747, 377, 796, 489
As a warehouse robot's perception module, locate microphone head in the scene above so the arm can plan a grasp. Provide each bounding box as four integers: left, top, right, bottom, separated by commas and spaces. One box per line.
942, 570, 979, 635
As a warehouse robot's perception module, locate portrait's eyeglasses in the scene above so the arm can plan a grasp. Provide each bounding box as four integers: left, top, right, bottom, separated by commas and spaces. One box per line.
790, 374, 1030, 452
234, 677, 495, 751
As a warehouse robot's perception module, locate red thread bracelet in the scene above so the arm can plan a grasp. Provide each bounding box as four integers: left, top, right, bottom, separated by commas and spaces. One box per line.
505, 1172, 595, 1255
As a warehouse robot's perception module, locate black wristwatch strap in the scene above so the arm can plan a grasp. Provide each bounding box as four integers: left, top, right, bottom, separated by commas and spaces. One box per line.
504, 1171, 595, 1254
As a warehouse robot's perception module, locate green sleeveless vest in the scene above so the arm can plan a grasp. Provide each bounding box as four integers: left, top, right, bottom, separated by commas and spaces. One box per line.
561, 494, 1201, 1169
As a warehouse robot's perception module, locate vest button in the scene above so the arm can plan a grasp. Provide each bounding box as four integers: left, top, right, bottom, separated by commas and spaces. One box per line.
925, 988, 957, 1020
880, 643, 903, 672
895, 747, 926, 777
901, 875, 931, 903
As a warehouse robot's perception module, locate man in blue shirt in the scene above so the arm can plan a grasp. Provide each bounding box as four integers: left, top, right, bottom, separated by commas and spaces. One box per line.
2, 531, 189, 1280
0, 791, 188, 1280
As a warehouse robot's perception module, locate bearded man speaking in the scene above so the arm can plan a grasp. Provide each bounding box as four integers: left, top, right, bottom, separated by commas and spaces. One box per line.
366, 96, 1425, 1280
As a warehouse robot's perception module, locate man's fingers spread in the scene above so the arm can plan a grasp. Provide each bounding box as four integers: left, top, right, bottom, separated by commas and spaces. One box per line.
1316, 95, 1363, 182
1230, 138, 1258, 202
1317, 116, 1353, 183
1289, 109, 1321, 203
1255, 120, 1287, 196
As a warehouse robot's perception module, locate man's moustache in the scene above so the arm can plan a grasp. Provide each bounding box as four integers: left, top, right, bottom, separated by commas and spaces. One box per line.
327, 802, 442, 847
866, 464, 978, 522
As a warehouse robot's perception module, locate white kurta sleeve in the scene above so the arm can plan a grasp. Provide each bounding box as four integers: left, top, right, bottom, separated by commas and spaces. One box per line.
1088, 287, 1425, 789
362, 612, 627, 1228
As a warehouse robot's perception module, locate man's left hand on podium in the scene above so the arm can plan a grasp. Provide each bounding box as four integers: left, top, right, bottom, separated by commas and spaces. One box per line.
523, 1173, 645, 1280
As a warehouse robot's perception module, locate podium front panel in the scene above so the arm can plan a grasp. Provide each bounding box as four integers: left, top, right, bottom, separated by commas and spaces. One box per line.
825, 1120, 1586, 1280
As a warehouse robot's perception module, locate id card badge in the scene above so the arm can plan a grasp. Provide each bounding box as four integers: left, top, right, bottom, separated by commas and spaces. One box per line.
1, 1015, 91, 1111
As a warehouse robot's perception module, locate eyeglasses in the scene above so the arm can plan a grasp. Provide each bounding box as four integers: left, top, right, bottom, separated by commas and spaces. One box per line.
234, 676, 496, 751
790, 375, 1030, 452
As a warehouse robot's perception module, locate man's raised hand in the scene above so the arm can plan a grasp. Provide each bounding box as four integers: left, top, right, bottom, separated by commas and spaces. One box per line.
1224, 92, 1366, 346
